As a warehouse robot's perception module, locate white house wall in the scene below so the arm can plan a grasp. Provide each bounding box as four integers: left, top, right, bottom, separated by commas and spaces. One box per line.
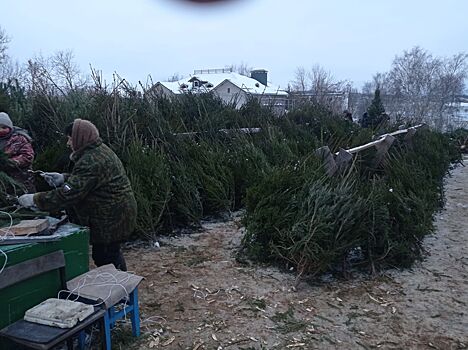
448, 102, 468, 129
152, 84, 175, 99
212, 80, 247, 109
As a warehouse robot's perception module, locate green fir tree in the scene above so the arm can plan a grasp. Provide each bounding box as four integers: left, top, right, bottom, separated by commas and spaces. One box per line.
366, 88, 386, 128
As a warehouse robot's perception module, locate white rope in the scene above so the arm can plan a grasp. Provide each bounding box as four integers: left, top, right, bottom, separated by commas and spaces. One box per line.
0, 248, 7, 276
0, 210, 14, 275
58, 270, 132, 319
0, 210, 14, 239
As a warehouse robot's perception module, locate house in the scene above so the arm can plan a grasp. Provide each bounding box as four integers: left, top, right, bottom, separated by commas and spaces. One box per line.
446, 96, 468, 129
152, 68, 288, 114
287, 90, 350, 115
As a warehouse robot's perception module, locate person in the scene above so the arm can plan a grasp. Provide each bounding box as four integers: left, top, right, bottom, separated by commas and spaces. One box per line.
360, 112, 370, 128
0, 111, 35, 192
343, 110, 353, 123
18, 119, 137, 271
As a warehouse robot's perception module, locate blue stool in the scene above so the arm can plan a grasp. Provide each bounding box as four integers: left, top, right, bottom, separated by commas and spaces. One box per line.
107, 287, 141, 336
67, 265, 143, 350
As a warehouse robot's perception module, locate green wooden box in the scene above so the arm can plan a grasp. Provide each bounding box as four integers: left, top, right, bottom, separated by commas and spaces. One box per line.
0, 223, 89, 347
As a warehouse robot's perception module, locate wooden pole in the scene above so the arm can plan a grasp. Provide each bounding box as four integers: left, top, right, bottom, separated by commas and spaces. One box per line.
335, 148, 353, 174
315, 146, 337, 176
372, 134, 395, 167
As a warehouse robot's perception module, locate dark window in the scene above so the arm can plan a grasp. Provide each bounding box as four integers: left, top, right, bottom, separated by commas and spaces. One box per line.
227, 88, 231, 93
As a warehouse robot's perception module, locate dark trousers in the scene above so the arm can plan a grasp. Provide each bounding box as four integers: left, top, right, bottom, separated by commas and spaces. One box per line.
92, 242, 127, 271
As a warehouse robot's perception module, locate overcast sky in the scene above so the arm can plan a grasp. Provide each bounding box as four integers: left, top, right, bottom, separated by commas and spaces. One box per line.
2, 0, 467, 89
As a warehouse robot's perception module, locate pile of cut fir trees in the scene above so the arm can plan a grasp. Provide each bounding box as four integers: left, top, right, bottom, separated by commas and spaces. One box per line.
3, 80, 463, 281
241, 126, 462, 282
449, 128, 468, 153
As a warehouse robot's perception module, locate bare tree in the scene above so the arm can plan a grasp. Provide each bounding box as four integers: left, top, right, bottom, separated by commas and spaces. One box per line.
360, 47, 468, 128
386, 47, 438, 121
292, 66, 308, 92
167, 73, 183, 82
0, 28, 27, 85
386, 47, 467, 127
290, 64, 349, 113
308, 65, 345, 104
226, 62, 252, 76
27, 54, 60, 95
432, 52, 468, 128
51, 50, 87, 91
0, 58, 26, 85
362, 72, 388, 95
0, 27, 9, 64
27, 50, 87, 95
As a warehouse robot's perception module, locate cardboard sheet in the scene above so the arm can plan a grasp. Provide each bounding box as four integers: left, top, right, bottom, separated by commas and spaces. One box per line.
24, 298, 94, 329
8, 219, 49, 236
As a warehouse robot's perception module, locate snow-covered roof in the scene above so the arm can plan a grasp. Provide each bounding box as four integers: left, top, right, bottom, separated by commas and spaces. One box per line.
447, 101, 468, 108
156, 72, 287, 96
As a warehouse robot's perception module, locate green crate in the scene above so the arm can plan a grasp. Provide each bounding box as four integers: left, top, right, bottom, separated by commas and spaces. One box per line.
0, 224, 89, 348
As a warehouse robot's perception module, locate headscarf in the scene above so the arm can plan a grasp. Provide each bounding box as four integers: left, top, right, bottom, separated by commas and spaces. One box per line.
71, 119, 100, 152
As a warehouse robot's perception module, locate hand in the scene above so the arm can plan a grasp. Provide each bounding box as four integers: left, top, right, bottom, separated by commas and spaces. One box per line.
18, 194, 35, 208
41, 172, 65, 187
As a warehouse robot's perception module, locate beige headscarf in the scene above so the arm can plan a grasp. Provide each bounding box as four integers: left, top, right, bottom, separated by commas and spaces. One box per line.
71, 119, 99, 152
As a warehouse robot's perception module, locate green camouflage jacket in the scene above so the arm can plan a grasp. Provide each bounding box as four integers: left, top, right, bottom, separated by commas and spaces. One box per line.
34, 139, 137, 244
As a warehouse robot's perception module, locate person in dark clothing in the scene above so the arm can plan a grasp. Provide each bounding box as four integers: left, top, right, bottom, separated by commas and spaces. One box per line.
360, 112, 370, 128
343, 110, 353, 122
0, 111, 35, 192
18, 119, 137, 271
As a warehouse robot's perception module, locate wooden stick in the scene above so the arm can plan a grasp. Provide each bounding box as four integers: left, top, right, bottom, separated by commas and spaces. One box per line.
315, 146, 337, 176
335, 124, 425, 155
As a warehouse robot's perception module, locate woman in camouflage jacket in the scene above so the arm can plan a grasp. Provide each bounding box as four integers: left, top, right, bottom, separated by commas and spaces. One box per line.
19, 119, 137, 271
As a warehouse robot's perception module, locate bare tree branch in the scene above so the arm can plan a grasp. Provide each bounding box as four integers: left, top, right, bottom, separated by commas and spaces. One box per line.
292, 66, 307, 92
360, 47, 468, 129
0, 26, 10, 64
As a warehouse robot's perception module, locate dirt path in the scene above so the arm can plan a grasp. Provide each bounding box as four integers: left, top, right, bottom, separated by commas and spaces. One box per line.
120, 158, 468, 350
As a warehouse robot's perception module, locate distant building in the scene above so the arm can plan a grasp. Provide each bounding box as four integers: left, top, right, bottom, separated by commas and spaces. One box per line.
287, 90, 350, 115
151, 68, 288, 114
446, 96, 468, 129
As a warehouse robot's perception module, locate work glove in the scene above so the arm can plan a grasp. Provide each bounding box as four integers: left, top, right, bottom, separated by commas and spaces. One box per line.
18, 193, 36, 208
41, 172, 65, 187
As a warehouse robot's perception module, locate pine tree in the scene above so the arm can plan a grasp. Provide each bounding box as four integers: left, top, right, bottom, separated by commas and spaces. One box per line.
366, 88, 386, 128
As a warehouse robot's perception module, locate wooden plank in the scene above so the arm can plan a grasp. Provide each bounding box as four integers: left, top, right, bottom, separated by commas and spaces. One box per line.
343, 138, 384, 155
8, 219, 49, 236
335, 124, 425, 156
335, 148, 353, 173
0, 236, 61, 245
0, 251, 65, 290
373, 134, 396, 167
404, 127, 417, 142
315, 146, 337, 176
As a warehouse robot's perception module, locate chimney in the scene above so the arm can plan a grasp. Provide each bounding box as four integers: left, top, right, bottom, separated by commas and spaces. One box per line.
250, 69, 268, 86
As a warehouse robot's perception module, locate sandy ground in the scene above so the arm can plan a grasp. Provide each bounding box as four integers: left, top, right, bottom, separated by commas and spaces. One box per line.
115, 157, 468, 350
